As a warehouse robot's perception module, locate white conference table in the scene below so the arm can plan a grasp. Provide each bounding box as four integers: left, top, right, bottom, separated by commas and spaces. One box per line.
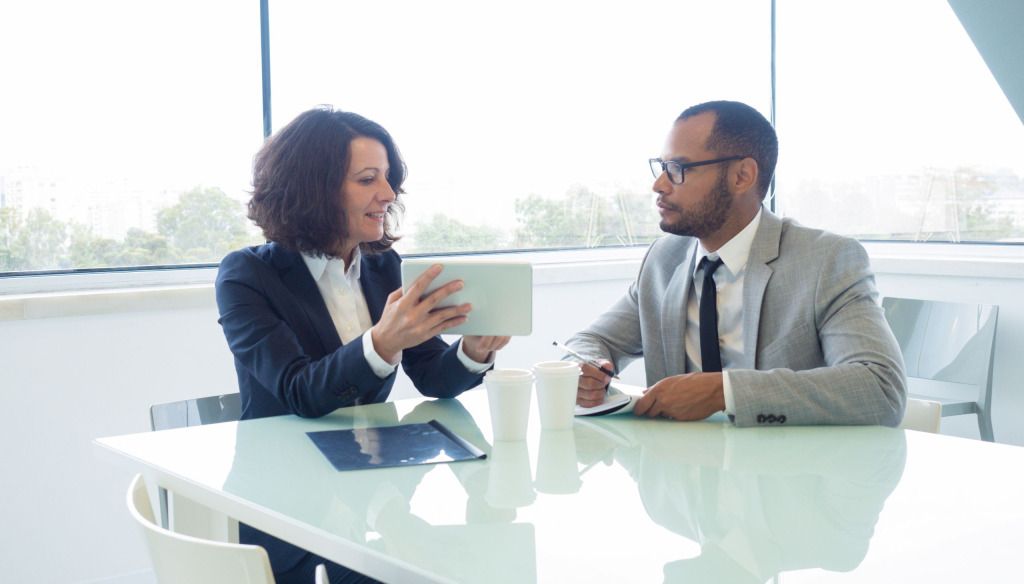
95, 389, 1024, 583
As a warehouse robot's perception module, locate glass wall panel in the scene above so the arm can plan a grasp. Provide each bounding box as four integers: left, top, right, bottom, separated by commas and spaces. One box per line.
775, 0, 1024, 243
270, 0, 770, 254
0, 1, 265, 273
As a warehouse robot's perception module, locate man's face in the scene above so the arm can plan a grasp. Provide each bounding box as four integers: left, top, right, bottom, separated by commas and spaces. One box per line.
654, 113, 734, 239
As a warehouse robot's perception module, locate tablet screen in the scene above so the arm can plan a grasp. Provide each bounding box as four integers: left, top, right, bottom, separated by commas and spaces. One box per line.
400, 259, 533, 336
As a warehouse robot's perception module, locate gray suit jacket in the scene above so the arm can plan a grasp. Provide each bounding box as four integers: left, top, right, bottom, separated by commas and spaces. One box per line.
567, 210, 906, 427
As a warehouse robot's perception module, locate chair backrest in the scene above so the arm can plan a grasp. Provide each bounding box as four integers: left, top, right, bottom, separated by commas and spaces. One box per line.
149, 393, 244, 530
150, 393, 243, 432
881, 297, 998, 409
128, 474, 276, 584
898, 398, 942, 433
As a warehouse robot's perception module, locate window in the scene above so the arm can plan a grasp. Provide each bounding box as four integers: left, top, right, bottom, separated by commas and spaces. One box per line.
774, 0, 1024, 243
10, 1, 1019, 281
0, 0, 265, 274
270, 0, 770, 255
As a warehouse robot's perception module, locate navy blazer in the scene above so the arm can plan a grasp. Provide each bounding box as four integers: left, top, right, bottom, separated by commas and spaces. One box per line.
215, 242, 487, 421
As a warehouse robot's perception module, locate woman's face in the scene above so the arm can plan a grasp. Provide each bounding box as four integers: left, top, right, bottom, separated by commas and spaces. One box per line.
338, 137, 396, 259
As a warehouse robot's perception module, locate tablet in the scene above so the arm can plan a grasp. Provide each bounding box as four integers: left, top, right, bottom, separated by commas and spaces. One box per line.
400, 259, 533, 336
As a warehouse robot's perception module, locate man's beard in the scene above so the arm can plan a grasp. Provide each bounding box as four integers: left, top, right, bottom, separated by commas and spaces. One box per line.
659, 169, 732, 239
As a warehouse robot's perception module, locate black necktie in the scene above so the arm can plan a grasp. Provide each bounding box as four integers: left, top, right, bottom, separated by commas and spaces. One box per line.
699, 256, 724, 372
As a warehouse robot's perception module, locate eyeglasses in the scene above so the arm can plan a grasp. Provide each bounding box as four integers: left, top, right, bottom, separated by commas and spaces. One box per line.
649, 156, 746, 185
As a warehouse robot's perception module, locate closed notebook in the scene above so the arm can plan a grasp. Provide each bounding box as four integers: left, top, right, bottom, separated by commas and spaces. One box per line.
307, 420, 486, 471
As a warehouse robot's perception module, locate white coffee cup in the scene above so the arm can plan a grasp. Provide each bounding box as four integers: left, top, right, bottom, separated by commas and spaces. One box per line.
532, 361, 582, 431
484, 368, 534, 441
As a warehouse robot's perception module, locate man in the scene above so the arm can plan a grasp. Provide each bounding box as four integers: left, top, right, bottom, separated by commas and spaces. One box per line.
567, 100, 906, 426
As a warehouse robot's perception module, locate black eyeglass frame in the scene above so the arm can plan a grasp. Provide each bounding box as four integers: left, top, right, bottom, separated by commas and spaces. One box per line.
649, 156, 746, 185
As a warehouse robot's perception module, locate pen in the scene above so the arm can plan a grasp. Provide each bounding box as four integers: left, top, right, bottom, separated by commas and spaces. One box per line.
552, 341, 620, 379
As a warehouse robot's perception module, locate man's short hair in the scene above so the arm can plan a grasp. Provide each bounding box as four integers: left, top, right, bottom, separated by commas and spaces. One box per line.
677, 101, 778, 200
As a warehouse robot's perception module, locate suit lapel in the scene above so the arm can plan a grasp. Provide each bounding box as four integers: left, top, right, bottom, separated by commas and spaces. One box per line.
662, 239, 698, 376
269, 244, 342, 354
742, 210, 782, 369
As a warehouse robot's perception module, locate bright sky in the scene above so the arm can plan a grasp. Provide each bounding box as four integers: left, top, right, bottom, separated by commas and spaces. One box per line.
776, 0, 1024, 181
268, 0, 771, 229
0, 0, 263, 193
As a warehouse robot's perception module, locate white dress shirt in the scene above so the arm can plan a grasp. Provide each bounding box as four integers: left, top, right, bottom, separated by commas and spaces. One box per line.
302, 250, 491, 380
685, 208, 763, 414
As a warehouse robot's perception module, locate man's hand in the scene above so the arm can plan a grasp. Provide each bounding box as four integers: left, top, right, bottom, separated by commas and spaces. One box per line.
633, 372, 726, 421
576, 360, 613, 408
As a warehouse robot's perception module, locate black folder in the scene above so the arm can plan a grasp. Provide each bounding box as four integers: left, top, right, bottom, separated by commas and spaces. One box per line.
307, 419, 487, 471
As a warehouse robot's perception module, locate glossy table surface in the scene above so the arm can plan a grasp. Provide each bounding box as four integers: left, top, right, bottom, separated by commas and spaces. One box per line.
95, 389, 1024, 583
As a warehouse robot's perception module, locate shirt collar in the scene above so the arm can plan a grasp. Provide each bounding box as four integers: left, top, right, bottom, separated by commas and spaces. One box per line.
301, 247, 362, 281
694, 206, 763, 276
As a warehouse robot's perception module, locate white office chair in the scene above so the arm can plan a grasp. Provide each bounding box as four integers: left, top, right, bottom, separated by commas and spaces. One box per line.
882, 297, 998, 441
898, 398, 942, 433
127, 474, 276, 584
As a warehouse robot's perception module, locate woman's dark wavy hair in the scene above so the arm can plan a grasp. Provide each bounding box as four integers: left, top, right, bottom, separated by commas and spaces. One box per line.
677, 100, 779, 200
248, 106, 406, 257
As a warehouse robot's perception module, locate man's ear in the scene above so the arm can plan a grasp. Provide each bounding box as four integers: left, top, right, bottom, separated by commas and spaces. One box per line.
730, 158, 759, 195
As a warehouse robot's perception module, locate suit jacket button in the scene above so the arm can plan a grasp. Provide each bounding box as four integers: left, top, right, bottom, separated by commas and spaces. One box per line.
778, 415, 787, 424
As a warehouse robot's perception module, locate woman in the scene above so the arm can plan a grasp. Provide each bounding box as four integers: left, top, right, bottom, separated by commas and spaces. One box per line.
215, 106, 510, 583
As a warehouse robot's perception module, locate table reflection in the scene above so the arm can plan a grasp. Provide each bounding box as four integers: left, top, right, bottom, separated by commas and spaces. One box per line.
535, 430, 583, 495
577, 419, 907, 584
225, 398, 536, 584
488, 440, 536, 508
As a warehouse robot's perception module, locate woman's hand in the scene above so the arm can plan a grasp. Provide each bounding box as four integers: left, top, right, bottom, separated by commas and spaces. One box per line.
462, 335, 511, 364
370, 264, 471, 363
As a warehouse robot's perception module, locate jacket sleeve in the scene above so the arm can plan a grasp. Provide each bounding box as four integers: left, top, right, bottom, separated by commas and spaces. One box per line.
562, 245, 657, 373
401, 337, 488, 399
728, 238, 907, 427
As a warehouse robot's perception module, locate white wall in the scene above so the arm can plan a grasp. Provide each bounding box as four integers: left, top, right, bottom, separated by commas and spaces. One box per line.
1, 249, 1021, 583
0, 304, 236, 584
